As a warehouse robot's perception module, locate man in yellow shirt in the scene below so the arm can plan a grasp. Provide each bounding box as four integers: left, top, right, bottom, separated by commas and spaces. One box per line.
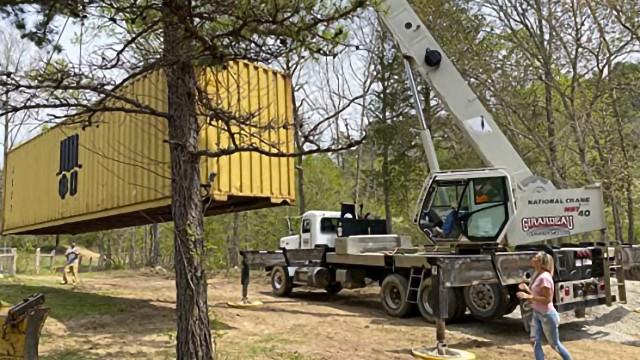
61, 242, 80, 285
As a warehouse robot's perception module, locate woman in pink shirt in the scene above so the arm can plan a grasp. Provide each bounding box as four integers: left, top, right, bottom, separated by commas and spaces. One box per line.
517, 251, 573, 360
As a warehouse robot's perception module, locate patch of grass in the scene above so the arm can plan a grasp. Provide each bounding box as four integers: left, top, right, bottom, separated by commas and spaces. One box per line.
226, 335, 319, 360
247, 343, 277, 357
0, 278, 173, 322
41, 349, 97, 360
242, 344, 317, 360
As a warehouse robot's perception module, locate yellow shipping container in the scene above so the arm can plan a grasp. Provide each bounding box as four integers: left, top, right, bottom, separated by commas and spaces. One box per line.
2, 61, 295, 235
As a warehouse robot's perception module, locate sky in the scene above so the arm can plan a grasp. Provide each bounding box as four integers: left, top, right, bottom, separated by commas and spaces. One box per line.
0, 11, 375, 168
0, 16, 102, 167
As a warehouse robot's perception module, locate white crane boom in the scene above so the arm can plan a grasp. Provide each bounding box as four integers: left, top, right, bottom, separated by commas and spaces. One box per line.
377, 0, 542, 191
375, 0, 609, 247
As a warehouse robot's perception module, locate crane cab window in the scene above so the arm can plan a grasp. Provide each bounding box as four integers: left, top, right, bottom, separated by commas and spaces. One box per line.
462, 177, 509, 241
418, 180, 467, 240
473, 178, 505, 205
419, 176, 509, 242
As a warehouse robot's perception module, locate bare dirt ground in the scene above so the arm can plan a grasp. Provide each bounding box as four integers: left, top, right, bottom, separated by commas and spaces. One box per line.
9, 270, 640, 359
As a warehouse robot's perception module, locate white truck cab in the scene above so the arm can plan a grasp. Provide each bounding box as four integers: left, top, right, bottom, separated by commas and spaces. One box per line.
280, 211, 342, 250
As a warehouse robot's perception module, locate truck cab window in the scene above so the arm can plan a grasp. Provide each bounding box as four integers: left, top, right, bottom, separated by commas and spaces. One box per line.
301, 218, 311, 234
419, 181, 466, 240
320, 218, 339, 234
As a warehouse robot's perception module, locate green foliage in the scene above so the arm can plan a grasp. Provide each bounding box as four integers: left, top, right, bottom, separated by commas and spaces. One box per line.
302, 155, 353, 210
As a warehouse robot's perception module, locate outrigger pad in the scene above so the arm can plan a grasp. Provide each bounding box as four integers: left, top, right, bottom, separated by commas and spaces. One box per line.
411, 347, 476, 360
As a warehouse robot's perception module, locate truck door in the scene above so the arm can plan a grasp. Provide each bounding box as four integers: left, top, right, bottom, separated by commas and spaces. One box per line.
300, 217, 312, 249
417, 179, 467, 241
460, 177, 510, 241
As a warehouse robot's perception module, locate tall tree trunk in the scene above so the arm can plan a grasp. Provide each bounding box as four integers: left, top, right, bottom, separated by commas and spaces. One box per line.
353, 94, 368, 206
228, 213, 240, 268
335, 119, 343, 170
98, 234, 105, 267
143, 225, 149, 265
292, 91, 306, 215
149, 223, 160, 266
534, 0, 564, 186
611, 90, 635, 244
163, 0, 213, 358
295, 153, 306, 215
129, 227, 137, 268
0, 98, 9, 251
382, 143, 392, 233
116, 230, 124, 263
626, 185, 635, 244
611, 196, 624, 243
106, 235, 113, 262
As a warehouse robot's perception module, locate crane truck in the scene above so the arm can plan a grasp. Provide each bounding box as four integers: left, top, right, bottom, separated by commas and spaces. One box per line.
240, 0, 640, 327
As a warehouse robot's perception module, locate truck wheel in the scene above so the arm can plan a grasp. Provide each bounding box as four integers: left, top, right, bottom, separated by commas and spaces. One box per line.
417, 278, 465, 323
325, 282, 342, 295
381, 274, 414, 318
463, 283, 508, 320
452, 288, 467, 321
271, 266, 292, 297
503, 287, 520, 316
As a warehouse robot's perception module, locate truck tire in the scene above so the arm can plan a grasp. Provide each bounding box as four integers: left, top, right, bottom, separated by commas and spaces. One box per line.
381, 274, 414, 318
463, 283, 508, 320
452, 288, 467, 321
503, 286, 520, 316
417, 278, 466, 323
271, 266, 293, 297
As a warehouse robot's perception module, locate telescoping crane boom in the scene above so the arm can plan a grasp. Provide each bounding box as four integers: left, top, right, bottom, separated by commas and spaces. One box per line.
377, 0, 607, 248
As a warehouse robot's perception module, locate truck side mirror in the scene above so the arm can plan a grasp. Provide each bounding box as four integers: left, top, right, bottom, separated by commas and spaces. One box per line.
286, 218, 293, 235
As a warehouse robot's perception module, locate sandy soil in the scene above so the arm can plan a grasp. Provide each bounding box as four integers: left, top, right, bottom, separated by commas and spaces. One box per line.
23, 270, 640, 359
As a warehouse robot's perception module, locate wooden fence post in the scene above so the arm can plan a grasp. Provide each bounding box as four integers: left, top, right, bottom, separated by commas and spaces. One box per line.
35, 248, 41, 274
50, 250, 55, 271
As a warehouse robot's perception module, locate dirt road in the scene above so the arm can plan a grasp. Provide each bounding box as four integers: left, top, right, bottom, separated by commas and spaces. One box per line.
13, 271, 639, 359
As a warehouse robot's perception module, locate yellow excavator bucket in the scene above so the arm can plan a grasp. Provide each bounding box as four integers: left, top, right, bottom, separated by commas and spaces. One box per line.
0, 294, 49, 360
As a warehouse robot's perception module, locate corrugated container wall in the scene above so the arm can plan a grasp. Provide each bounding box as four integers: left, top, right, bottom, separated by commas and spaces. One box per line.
2, 61, 295, 235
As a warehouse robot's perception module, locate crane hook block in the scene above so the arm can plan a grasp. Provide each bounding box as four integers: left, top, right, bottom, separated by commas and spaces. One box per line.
424, 49, 442, 67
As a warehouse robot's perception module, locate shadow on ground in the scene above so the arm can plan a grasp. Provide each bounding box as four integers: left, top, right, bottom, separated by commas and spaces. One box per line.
3, 282, 233, 332
2, 283, 173, 330
239, 286, 639, 349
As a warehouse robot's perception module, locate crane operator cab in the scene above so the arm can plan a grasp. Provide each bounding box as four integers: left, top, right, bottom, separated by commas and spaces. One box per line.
416, 169, 515, 244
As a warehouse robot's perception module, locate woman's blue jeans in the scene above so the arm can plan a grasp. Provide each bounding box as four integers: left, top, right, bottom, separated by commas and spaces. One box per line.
532, 309, 572, 360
